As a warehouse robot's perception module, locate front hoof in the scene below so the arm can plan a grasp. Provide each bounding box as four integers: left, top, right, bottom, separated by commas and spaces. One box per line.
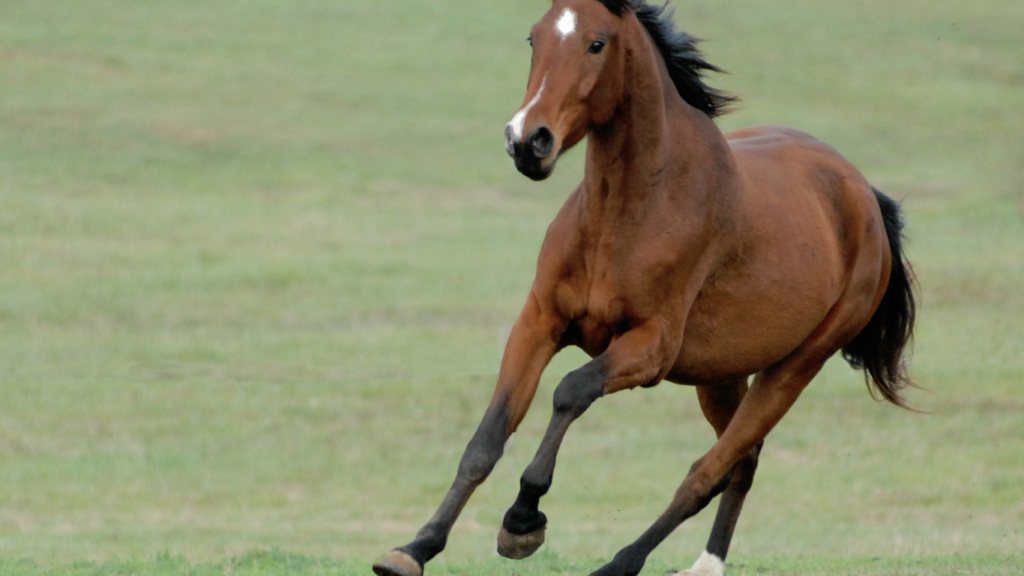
372, 550, 422, 576
496, 524, 545, 559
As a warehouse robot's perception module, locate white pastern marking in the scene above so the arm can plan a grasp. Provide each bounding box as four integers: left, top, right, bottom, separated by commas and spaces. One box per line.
556, 8, 577, 40
673, 551, 725, 576
507, 76, 547, 141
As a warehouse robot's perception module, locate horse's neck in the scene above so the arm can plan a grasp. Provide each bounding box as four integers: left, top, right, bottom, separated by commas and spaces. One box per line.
581, 37, 733, 229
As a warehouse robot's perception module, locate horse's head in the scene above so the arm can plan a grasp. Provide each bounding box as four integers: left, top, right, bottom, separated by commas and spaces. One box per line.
504, 0, 633, 180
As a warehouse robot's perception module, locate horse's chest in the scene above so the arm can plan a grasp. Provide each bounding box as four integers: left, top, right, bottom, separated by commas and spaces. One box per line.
559, 281, 636, 356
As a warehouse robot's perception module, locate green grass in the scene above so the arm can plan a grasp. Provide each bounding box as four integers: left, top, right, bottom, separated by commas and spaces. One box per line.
1, 551, 1023, 576
0, 0, 1022, 574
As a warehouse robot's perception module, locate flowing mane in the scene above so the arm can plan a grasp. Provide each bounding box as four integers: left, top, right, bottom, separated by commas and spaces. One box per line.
599, 0, 737, 117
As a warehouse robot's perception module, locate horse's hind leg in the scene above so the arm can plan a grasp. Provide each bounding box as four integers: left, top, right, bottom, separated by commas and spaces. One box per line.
590, 358, 824, 576
675, 380, 762, 576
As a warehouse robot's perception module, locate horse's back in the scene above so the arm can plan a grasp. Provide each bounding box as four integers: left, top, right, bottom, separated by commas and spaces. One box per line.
726, 124, 866, 189
725, 124, 883, 261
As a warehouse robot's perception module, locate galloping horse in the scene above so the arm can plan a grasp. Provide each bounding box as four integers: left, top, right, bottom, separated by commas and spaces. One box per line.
374, 1, 916, 575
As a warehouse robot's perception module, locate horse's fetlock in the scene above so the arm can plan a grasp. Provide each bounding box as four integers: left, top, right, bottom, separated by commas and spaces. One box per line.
503, 501, 548, 535
601, 547, 646, 576
412, 523, 448, 551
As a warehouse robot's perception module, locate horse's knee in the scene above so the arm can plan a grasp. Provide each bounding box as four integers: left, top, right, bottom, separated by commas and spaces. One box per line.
730, 443, 762, 493
457, 406, 509, 483
552, 364, 603, 417
458, 444, 500, 483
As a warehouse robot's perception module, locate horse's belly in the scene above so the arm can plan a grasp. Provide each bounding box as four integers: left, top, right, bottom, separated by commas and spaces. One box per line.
669, 259, 841, 385
670, 307, 821, 384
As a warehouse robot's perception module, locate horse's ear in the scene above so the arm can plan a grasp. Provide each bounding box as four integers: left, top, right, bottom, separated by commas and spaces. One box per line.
595, 0, 634, 17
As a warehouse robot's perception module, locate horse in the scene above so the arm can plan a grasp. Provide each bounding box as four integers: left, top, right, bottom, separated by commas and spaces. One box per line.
373, 1, 916, 575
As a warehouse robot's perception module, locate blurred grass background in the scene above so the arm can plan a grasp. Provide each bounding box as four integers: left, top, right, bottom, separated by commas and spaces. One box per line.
0, 0, 1021, 573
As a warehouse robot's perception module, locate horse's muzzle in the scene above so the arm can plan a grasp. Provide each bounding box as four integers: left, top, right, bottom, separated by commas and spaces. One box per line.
505, 125, 556, 181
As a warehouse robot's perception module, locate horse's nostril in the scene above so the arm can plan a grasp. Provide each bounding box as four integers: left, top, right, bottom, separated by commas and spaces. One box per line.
529, 126, 554, 159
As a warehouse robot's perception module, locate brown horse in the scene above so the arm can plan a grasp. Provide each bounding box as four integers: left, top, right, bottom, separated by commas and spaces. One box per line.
374, 1, 916, 575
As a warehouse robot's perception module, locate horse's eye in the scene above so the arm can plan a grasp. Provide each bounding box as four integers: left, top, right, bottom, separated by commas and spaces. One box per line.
588, 40, 606, 54
527, 36, 533, 48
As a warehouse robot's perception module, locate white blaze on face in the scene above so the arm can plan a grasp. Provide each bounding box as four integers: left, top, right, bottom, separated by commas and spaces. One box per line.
673, 551, 725, 576
555, 8, 577, 40
507, 76, 547, 141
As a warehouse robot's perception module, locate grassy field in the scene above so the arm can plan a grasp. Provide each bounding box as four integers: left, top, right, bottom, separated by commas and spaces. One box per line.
2, 551, 1024, 576
1, 0, 1022, 574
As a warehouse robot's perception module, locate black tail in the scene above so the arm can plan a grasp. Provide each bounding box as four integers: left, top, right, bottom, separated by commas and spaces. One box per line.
841, 188, 918, 410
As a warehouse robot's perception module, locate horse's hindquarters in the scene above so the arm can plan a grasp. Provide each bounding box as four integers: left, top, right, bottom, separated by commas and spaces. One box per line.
672, 128, 885, 384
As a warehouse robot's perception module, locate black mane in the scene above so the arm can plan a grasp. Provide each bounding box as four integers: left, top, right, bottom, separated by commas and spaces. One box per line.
597, 0, 737, 118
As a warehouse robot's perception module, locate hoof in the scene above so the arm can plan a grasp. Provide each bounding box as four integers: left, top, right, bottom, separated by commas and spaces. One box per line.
496, 524, 545, 560
372, 550, 422, 576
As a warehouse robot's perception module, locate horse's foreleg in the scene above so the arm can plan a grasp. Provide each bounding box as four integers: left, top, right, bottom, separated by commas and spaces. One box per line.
591, 360, 823, 576
373, 300, 562, 576
498, 320, 668, 560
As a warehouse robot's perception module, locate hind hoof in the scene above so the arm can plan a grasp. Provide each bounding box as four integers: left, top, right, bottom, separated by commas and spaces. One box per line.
496, 524, 545, 559
372, 550, 422, 576
671, 551, 725, 576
